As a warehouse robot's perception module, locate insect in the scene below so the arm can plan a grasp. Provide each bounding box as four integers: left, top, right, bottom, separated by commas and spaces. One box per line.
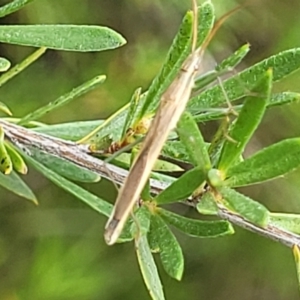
104, 0, 239, 245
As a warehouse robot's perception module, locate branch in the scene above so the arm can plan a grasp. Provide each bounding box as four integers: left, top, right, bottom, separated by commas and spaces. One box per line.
0, 120, 168, 195
1, 119, 300, 249
218, 206, 300, 248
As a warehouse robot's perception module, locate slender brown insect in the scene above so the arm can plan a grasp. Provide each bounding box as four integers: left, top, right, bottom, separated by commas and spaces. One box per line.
104, 0, 239, 245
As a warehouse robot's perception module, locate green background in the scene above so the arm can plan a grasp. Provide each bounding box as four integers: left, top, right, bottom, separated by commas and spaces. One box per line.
1, 0, 300, 299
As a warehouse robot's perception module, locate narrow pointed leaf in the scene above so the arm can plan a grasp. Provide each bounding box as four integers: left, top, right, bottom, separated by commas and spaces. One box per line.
77, 101, 131, 145
193, 70, 220, 91
0, 25, 126, 51
270, 213, 300, 234
153, 159, 183, 172
218, 70, 271, 172
118, 220, 134, 243
219, 187, 269, 227
0, 0, 36, 18
148, 214, 184, 280
136, 235, 165, 300
25, 154, 112, 217
267, 92, 300, 107
159, 208, 234, 237
155, 166, 206, 204
150, 171, 176, 187
0, 47, 46, 88
131, 206, 151, 238
0, 126, 12, 174
0, 102, 12, 115
177, 112, 211, 169
193, 106, 237, 122
217, 43, 250, 72
161, 140, 195, 164
28, 147, 100, 183
18, 75, 106, 125
196, 192, 219, 215
292, 245, 300, 289
188, 48, 300, 112
121, 87, 142, 139
0, 170, 37, 203
33, 120, 104, 140
225, 138, 300, 187
5, 142, 28, 174
194, 43, 250, 91
193, 92, 300, 123
208, 116, 232, 168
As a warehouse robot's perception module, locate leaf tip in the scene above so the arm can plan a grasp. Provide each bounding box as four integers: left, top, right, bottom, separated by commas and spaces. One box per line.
293, 244, 300, 262
174, 266, 184, 281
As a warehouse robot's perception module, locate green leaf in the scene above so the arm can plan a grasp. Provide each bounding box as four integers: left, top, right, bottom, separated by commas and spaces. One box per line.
154, 167, 206, 204
194, 43, 250, 91
193, 107, 233, 122
158, 208, 234, 237
292, 245, 300, 290
25, 154, 112, 217
33, 120, 104, 141
0, 25, 126, 52
138, 1, 214, 119
148, 214, 184, 280
0, 125, 12, 174
267, 92, 300, 107
0, 0, 36, 18
0, 102, 12, 116
117, 220, 134, 243
0, 47, 46, 88
77, 103, 130, 145
5, 142, 28, 174
219, 187, 269, 227
217, 43, 250, 72
136, 235, 165, 300
161, 140, 194, 164
131, 206, 151, 238
0, 57, 10, 71
188, 48, 300, 112
196, 192, 219, 215
0, 170, 37, 203
177, 112, 211, 169
208, 116, 232, 168
225, 138, 300, 187
269, 213, 300, 234
218, 70, 271, 172
121, 87, 142, 139
149, 171, 176, 187
153, 159, 183, 172
193, 92, 300, 123
18, 75, 106, 125
28, 147, 100, 183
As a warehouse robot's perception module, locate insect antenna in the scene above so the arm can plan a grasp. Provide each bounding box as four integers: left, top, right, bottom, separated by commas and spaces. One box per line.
197, 4, 244, 63
191, 0, 198, 53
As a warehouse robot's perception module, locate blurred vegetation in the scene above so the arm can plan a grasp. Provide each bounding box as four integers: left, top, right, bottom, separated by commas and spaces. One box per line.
1, 0, 300, 299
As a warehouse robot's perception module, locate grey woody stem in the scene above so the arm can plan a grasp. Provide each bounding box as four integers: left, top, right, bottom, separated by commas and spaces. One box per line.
1, 119, 300, 248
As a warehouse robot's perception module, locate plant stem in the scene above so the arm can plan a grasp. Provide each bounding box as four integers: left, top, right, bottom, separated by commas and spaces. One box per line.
1, 119, 300, 248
